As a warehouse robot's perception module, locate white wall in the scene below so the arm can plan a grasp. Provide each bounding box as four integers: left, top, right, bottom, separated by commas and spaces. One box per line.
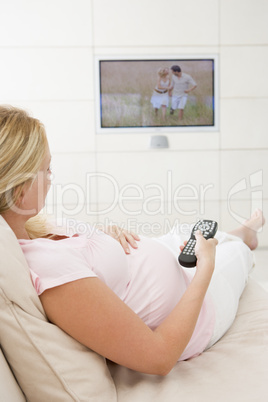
0, 0, 267, 245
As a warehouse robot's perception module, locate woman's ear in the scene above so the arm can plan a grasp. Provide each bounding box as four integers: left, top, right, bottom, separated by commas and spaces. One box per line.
12, 182, 35, 216
13, 184, 27, 207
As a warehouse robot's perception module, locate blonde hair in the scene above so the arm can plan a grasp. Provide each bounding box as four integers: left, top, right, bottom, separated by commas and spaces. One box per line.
157, 67, 169, 78
0, 105, 51, 238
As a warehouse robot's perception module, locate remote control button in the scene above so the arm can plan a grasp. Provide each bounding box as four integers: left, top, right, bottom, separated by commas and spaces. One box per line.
199, 223, 210, 232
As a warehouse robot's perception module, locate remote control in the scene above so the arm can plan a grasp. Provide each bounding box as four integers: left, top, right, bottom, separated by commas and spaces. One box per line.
178, 220, 218, 268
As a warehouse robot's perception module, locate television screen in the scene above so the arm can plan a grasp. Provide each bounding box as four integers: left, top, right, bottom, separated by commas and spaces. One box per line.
95, 55, 218, 133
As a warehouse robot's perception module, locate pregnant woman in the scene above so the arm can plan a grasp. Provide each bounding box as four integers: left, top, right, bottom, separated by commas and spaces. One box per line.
0, 105, 264, 375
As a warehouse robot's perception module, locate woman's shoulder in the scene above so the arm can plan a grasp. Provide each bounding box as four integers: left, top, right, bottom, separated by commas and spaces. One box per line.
18, 235, 98, 296
18, 235, 89, 264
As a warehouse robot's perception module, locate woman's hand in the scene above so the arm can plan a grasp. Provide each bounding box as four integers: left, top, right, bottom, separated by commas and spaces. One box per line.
103, 225, 140, 254
179, 230, 218, 270
194, 230, 218, 271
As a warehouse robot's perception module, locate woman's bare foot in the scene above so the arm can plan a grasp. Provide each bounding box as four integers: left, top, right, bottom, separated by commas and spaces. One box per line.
228, 209, 265, 250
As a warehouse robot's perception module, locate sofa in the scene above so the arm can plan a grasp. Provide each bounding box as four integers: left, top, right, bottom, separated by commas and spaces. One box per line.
1, 216, 268, 402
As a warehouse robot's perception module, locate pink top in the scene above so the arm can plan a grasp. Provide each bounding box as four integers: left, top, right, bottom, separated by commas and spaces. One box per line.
18, 230, 215, 361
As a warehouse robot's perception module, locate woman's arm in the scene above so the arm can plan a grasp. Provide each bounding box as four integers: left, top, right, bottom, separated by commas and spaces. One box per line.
39, 232, 217, 376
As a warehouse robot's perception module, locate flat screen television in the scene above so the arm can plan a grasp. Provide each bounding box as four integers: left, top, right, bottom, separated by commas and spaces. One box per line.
95, 55, 219, 133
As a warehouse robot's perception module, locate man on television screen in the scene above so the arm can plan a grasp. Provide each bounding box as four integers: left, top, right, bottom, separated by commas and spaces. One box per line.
169, 65, 197, 120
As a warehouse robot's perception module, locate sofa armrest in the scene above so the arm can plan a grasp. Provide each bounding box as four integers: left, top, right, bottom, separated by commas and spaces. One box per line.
0, 347, 26, 401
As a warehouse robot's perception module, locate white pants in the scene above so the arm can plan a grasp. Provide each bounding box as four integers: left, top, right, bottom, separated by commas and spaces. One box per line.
156, 229, 255, 348
206, 231, 254, 347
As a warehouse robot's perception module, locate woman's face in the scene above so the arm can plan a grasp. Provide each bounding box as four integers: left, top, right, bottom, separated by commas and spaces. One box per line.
20, 146, 52, 218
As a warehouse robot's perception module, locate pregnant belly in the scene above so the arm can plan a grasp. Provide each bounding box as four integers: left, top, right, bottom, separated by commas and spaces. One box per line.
122, 237, 189, 329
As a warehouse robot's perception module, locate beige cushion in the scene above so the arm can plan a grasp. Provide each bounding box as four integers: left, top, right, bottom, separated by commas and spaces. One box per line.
0, 347, 25, 401
109, 278, 268, 402
0, 216, 116, 402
